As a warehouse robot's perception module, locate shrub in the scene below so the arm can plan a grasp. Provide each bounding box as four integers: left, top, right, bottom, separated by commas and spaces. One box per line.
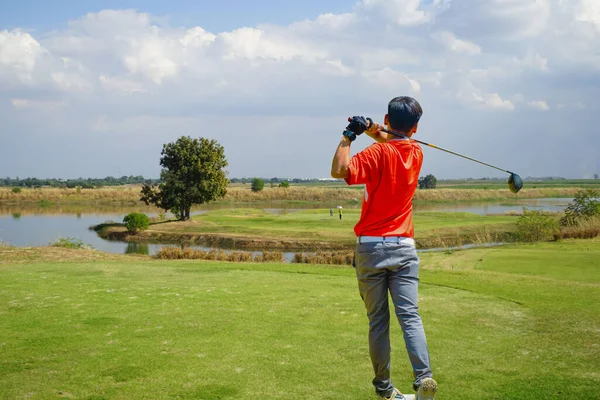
50, 237, 91, 249
516, 209, 559, 242
279, 181, 290, 188
123, 212, 150, 234
11, 187, 21, 193
251, 178, 264, 192
560, 189, 600, 226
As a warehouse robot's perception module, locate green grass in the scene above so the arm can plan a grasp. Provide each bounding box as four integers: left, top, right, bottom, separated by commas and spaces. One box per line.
1, 239, 599, 399
124, 209, 517, 248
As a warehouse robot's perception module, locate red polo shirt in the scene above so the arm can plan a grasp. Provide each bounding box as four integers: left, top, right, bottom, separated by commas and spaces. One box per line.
344, 138, 423, 238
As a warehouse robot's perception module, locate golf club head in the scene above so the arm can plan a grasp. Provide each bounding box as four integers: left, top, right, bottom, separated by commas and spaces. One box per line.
508, 173, 523, 193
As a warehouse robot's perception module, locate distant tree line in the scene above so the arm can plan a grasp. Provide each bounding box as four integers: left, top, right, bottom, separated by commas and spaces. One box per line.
418, 174, 437, 189
229, 177, 321, 184
1, 176, 160, 189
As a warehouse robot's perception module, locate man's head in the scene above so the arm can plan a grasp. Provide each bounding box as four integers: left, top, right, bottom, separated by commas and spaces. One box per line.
383, 96, 422, 137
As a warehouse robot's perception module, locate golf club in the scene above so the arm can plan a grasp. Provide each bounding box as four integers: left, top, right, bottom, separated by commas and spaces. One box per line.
369, 122, 523, 193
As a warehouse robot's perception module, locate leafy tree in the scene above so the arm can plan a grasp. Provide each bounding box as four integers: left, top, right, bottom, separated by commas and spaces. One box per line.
123, 212, 150, 234
595, 174, 599, 180
418, 174, 437, 189
279, 181, 290, 188
251, 178, 265, 192
560, 189, 600, 226
140, 136, 229, 220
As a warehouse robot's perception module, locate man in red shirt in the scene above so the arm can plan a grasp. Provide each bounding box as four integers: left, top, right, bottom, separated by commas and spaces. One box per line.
331, 97, 437, 400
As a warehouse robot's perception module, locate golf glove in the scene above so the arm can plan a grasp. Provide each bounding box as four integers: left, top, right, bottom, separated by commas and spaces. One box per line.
343, 116, 371, 142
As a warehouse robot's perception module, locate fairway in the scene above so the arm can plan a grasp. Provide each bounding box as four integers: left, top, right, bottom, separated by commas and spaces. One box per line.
97, 209, 517, 249
1, 239, 599, 399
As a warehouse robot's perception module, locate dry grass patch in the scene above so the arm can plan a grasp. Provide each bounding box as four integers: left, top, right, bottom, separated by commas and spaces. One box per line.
154, 246, 285, 263
292, 251, 354, 265
555, 216, 600, 240
1, 185, 583, 205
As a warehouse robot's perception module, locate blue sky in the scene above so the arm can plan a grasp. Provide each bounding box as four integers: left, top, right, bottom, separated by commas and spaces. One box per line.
1, 0, 599, 180
1, 0, 356, 33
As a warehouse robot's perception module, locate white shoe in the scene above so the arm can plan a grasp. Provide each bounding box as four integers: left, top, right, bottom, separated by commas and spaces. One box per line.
416, 378, 437, 400
379, 388, 409, 400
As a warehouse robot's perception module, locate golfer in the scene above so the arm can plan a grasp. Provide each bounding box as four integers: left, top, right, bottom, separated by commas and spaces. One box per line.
330, 96, 437, 400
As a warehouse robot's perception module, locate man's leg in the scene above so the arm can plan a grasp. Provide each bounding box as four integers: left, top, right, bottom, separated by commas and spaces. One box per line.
355, 242, 394, 397
387, 242, 432, 391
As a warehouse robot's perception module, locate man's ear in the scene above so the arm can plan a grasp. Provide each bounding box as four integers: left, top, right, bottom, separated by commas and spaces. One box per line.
384, 114, 389, 127
406, 123, 418, 137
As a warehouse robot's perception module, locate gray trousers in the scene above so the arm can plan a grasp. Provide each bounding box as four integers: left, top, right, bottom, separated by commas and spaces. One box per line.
354, 239, 432, 397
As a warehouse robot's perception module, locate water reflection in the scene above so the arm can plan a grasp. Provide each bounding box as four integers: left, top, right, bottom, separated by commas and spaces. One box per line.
125, 242, 150, 255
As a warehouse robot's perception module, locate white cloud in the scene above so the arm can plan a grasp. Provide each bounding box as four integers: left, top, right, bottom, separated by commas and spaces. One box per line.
11, 98, 66, 110
434, 0, 552, 41
433, 31, 481, 54
0, 30, 44, 84
11, 99, 29, 109
528, 100, 550, 111
517, 52, 549, 72
217, 27, 327, 62
99, 75, 148, 94
359, 0, 431, 26
1, 1, 600, 179
474, 92, 515, 110
573, 0, 600, 31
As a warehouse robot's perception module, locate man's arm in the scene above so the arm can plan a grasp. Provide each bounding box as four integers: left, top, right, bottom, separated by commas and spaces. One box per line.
331, 136, 352, 179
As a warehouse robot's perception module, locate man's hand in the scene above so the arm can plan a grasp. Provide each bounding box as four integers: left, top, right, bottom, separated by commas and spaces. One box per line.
363, 119, 391, 143
343, 116, 370, 142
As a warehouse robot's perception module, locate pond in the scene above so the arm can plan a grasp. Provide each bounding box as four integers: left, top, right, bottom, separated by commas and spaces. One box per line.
0, 198, 573, 258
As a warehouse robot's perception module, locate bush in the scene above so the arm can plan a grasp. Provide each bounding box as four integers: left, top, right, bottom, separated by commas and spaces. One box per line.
560, 189, 600, 226
516, 209, 559, 242
123, 212, 150, 234
251, 178, 264, 192
11, 187, 21, 193
50, 237, 92, 249
279, 181, 290, 188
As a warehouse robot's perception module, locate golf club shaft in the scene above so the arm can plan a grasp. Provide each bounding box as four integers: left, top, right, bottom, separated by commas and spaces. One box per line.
379, 127, 512, 175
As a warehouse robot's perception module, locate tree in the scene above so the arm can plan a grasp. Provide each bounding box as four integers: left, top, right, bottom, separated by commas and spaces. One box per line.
595, 174, 599, 180
140, 136, 229, 220
560, 189, 600, 226
279, 181, 290, 188
251, 178, 264, 192
418, 174, 437, 189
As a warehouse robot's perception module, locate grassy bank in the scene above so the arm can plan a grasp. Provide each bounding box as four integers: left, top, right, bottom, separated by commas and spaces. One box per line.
0, 185, 583, 206
1, 239, 598, 399
94, 209, 518, 250
438, 178, 600, 189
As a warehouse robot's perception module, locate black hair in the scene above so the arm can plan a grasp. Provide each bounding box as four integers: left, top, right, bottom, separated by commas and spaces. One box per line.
388, 96, 423, 133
